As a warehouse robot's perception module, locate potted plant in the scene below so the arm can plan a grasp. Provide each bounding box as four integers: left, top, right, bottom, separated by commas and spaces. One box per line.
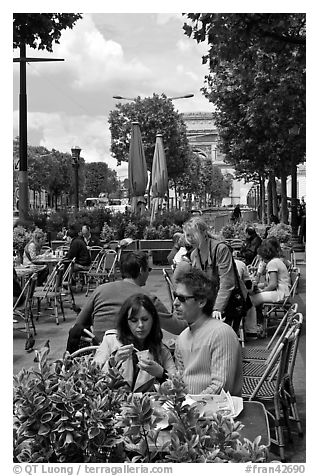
13, 354, 128, 463
118, 373, 269, 463
13, 226, 32, 261
267, 223, 292, 246
14, 356, 269, 464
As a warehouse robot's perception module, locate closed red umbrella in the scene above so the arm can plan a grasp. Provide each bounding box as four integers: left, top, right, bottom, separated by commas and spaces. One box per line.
150, 133, 168, 223
128, 122, 148, 214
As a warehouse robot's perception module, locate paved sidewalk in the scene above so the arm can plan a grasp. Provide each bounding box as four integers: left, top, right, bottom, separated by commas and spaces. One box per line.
13, 252, 306, 462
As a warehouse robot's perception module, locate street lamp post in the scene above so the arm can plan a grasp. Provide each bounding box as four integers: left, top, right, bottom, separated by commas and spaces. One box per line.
71, 146, 81, 211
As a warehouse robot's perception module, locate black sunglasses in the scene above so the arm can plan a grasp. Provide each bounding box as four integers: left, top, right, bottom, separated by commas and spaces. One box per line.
173, 292, 196, 303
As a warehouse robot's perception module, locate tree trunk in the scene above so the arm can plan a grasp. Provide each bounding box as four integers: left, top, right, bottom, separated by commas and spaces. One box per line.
271, 176, 279, 217
290, 162, 298, 236
280, 171, 289, 224
267, 176, 273, 223
259, 175, 266, 224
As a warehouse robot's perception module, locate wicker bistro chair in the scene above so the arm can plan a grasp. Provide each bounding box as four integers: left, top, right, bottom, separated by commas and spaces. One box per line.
70, 345, 99, 359
78, 248, 104, 292
247, 255, 261, 277
33, 261, 65, 325
242, 313, 303, 379
162, 268, 175, 312
13, 272, 38, 344
242, 319, 303, 461
242, 303, 298, 361
261, 268, 300, 337
85, 249, 118, 296
88, 245, 103, 261
61, 258, 77, 311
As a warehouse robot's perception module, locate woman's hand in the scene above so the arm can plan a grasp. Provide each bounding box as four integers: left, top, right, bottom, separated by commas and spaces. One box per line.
212, 310, 222, 320
115, 344, 135, 364
137, 357, 164, 378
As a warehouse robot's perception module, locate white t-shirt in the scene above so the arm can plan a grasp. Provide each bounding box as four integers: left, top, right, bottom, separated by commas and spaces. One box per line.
173, 247, 188, 265
266, 257, 291, 298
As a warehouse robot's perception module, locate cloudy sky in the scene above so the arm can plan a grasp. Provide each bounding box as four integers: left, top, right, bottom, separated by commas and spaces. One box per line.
13, 12, 214, 180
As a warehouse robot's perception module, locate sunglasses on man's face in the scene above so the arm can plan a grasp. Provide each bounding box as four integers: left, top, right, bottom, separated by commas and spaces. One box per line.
173, 292, 196, 303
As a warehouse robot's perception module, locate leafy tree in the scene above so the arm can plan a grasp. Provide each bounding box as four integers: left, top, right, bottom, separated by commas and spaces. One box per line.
108, 94, 190, 187
176, 150, 232, 207
83, 162, 120, 198
183, 13, 305, 223
13, 13, 82, 51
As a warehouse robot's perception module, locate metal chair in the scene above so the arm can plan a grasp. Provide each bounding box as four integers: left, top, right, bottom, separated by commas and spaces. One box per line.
261, 269, 300, 337
242, 319, 303, 461
247, 255, 261, 277
61, 258, 77, 311
85, 249, 118, 296
242, 312, 303, 379
162, 268, 175, 312
70, 345, 99, 358
242, 303, 298, 361
13, 272, 37, 346
88, 245, 103, 261
33, 261, 65, 325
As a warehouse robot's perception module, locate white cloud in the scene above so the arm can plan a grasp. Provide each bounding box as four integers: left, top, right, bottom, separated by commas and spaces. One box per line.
176, 39, 192, 52
15, 15, 152, 89
156, 13, 184, 25
13, 109, 127, 177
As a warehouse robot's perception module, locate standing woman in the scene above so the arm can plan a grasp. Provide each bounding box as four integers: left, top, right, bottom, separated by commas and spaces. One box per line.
94, 293, 176, 393
182, 216, 244, 331
250, 240, 291, 308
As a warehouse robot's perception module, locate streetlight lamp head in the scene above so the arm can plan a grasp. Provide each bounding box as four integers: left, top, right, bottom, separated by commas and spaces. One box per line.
71, 146, 81, 159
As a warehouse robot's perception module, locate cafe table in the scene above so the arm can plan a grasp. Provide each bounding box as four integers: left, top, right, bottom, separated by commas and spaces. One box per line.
14, 264, 42, 287
32, 254, 62, 274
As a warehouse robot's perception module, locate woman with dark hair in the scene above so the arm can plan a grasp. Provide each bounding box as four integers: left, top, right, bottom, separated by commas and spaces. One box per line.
240, 225, 262, 265
94, 293, 176, 392
250, 240, 291, 308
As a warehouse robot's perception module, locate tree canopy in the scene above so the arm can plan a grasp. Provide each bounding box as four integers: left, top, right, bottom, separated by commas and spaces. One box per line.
84, 162, 119, 198
108, 94, 190, 185
13, 13, 82, 51
183, 14, 305, 175
176, 150, 232, 206
13, 139, 121, 209
183, 13, 305, 222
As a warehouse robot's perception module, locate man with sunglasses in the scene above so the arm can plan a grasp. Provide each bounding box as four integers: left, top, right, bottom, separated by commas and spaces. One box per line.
66, 251, 187, 353
174, 268, 242, 396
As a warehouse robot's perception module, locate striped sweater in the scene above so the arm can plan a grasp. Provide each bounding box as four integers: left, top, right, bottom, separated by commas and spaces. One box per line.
175, 317, 243, 396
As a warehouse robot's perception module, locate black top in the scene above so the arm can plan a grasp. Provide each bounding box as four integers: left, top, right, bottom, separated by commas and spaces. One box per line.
240, 233, 262, 265
67, 237, 91, 266
81, 234, 101, 248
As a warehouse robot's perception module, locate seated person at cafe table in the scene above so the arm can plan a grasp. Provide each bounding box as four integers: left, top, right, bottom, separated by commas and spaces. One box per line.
93, 293, 176, 393
65, 225, 91, 272
249, 239, 291, 308
23, 229, 49, 285
80, 224, 101, 248
66, 251, 187, 353
174, 268, 243, 396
